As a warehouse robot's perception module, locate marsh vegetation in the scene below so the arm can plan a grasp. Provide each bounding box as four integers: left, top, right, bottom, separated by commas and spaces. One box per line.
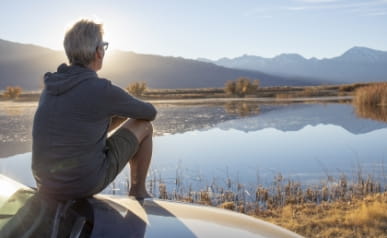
353, 82, 387, 122
138, 168, 387, 238
1, 82, 377, 102
1, 82, 387, 237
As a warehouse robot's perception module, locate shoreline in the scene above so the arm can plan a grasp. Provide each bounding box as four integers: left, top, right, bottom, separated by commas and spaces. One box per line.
0, 82, 368, 103
143, 167, 387, 238
0, 95, 353, 105
147, 96, 353, 104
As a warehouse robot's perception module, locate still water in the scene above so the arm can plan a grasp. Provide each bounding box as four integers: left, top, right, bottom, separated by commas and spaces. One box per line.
0, 101, 386, 195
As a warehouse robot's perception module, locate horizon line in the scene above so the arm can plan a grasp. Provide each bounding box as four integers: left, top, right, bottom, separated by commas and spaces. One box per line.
1, 37, 386, 61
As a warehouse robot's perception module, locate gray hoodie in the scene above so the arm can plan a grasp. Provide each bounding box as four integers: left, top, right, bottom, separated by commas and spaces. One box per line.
32, 63, 156, 199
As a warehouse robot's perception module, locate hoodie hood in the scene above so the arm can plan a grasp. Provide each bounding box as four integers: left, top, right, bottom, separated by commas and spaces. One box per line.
44, 63, 97, 95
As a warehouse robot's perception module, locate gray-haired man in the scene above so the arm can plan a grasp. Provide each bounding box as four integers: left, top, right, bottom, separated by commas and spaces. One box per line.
32, 19, 156, 201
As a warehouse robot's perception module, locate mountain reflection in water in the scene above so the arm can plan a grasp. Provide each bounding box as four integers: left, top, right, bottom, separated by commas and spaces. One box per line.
0, 101, 386, 193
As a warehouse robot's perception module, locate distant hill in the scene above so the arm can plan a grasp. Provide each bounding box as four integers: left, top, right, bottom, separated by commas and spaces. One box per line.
201, 47, 387, 83
0, 39, 317, 90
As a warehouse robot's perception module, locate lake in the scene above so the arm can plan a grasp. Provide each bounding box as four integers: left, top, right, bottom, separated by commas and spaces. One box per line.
0, 100, 386, 197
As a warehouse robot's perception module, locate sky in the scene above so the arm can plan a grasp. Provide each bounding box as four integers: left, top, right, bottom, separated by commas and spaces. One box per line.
0, 0, 386, 60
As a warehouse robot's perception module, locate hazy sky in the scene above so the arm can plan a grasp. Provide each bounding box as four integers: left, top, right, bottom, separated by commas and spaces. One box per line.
1, 0, 386, 59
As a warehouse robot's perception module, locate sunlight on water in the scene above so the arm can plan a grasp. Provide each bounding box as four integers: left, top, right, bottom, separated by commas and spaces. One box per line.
2, 123, 385, 193
0, 103, 386, 194
150, 124, 387, 186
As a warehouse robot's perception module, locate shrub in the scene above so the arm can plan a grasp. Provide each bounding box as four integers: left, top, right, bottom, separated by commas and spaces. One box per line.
224, 80, 236, 95
224, 78, 259, 97
3, 86, 22, 99
126, 82, 147, 96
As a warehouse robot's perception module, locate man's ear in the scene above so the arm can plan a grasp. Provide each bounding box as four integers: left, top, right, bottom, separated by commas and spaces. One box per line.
96, 48, 104, 60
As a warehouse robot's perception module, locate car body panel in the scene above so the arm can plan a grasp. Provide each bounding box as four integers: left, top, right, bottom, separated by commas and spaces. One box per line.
0, 175, 303, 238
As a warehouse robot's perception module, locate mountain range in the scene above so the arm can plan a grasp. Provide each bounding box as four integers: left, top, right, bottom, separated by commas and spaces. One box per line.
0, 39, 314, 90
199, 47, 387, 84
1, 39, 386, 90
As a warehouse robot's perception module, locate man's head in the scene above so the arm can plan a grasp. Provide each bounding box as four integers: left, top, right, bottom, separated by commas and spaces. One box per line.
64, 19, 107, 71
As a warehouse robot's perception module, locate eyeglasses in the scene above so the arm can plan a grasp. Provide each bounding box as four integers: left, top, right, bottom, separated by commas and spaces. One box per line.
98, 42, 109, 51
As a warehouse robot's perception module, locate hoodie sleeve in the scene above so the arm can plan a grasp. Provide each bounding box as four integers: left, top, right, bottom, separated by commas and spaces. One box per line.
103, 80, 157, 121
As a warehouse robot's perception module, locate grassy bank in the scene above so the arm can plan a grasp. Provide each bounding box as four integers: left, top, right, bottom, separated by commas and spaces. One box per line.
138, 169, 386, 238
260, 193, 387, 238
0, 82, 377, 102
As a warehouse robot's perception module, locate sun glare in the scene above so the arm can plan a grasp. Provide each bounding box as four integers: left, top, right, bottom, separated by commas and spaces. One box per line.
102, 20, 128, 51
0, 176, 19, 204
62, 12, 140, 53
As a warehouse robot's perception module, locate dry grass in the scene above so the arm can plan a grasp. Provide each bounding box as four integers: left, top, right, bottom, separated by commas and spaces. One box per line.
339, 83, 371, 93
276, 93, 295, 99
2, 83, 370, 102
353, 83, 387, 107
275, 84, 354, 99
353, 83, 387, 122
142, 169, 386, 237
260, 193, 387, 238
301, 87, 322, 97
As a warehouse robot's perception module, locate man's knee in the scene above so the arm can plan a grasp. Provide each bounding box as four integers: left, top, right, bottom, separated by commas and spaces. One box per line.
142, 120, 153, 135
122, 119, 153, 142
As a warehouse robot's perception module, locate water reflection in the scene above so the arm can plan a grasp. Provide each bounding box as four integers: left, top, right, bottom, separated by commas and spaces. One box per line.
354, 103, 387, 123
1, 101, 387, 193
218, 103, 387, 134
224, 102, 260, 117
1, 122, 386, 196
2, 101, 386, 157
150, 125, 387, 186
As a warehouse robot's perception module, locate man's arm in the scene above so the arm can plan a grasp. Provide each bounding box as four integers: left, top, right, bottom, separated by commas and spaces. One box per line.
104, 81, 157, 121
108, 116, 128, 133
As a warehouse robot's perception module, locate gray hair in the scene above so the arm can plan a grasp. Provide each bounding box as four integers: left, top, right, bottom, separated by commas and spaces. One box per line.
63, 19, 104, 66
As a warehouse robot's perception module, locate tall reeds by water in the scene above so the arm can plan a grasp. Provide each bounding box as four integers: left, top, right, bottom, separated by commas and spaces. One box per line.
353, 82, 387, 122
136, 168, 386, 237
182, 173, 381, 212
109, 166, 386, 214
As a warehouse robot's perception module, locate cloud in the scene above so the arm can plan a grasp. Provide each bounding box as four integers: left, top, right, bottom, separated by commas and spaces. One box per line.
246, 0, 387, 17
286, 0, 387, 13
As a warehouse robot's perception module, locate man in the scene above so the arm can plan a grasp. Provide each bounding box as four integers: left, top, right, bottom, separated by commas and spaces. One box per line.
32, 19, 156, 201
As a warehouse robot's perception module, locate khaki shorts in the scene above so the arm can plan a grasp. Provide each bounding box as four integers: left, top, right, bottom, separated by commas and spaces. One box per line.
90, 128, 139, 195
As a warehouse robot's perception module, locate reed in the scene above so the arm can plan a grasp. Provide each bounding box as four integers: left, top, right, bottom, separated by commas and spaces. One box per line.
118, 167, 386, 237
353, 82, 387, 122
353, 82, 387, 107
133, 168, 385, 213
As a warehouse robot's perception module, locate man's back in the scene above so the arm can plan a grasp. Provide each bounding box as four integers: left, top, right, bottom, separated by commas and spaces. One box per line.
32, 63, 156, 200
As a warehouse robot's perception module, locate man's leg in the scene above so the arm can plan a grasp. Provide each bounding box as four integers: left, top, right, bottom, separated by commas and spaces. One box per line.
121, 119, 153, 198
